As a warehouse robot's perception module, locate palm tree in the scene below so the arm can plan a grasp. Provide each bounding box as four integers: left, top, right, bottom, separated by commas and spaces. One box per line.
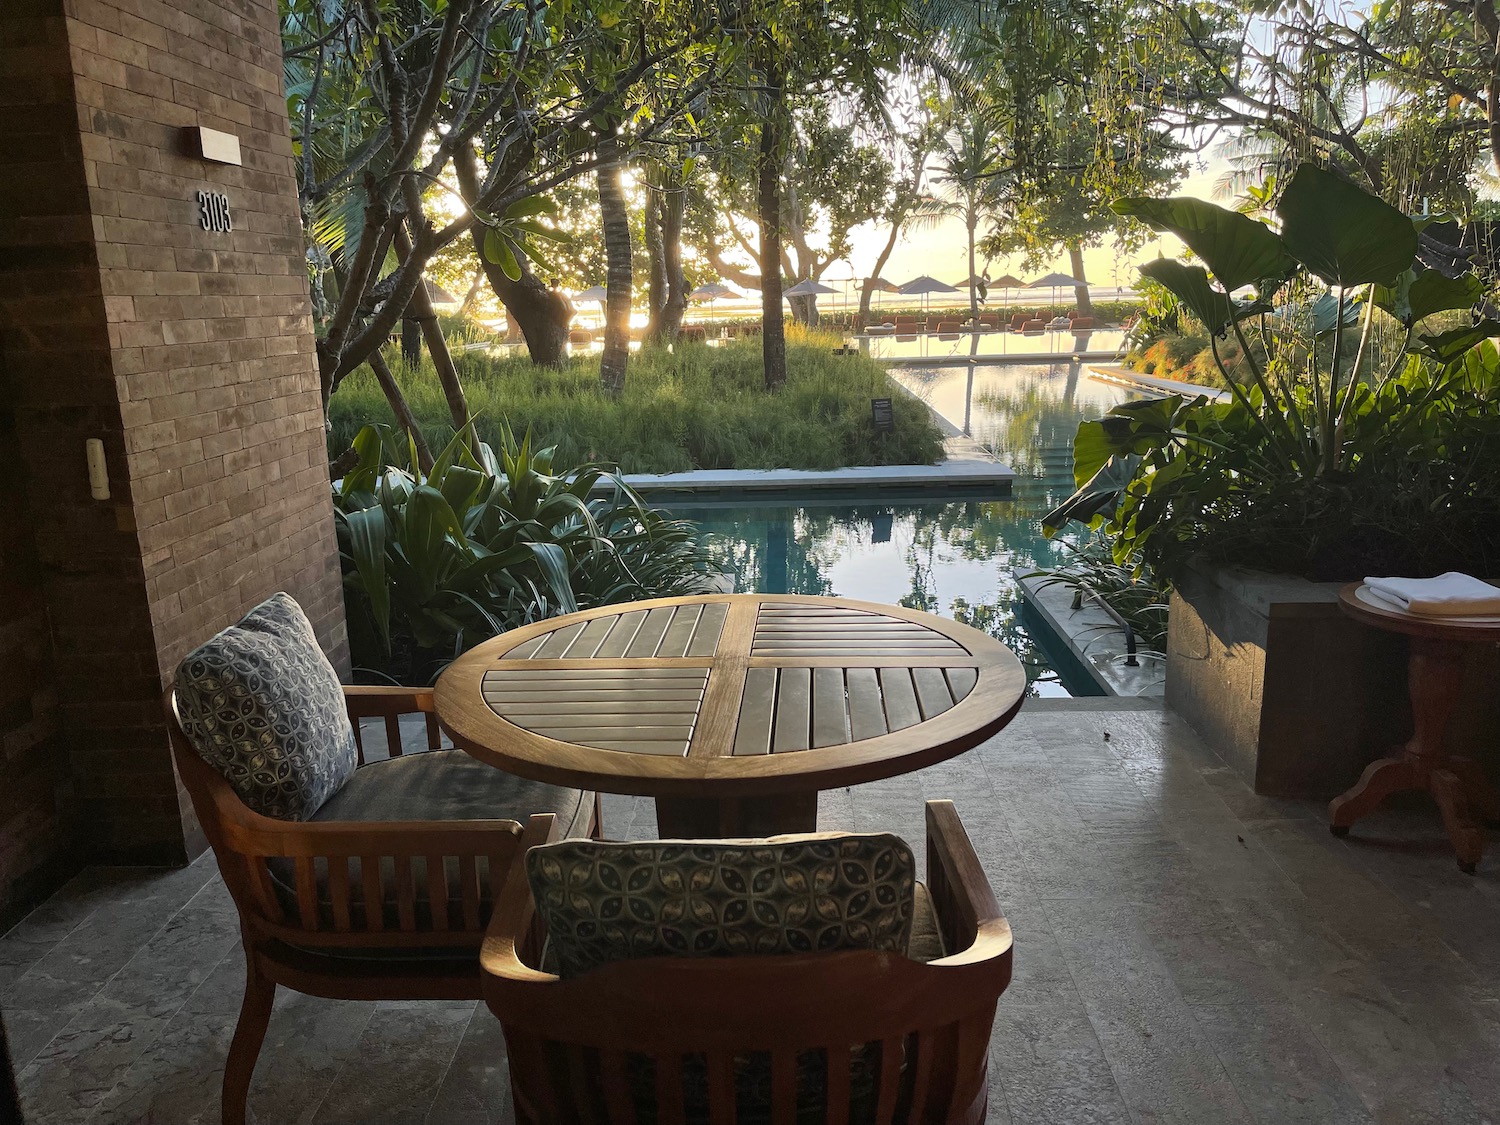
597, 129, 632, 395
933, 110, 1010, 330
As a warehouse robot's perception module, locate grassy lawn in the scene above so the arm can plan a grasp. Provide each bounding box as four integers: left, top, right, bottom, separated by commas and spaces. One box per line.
328, 326, 946, 474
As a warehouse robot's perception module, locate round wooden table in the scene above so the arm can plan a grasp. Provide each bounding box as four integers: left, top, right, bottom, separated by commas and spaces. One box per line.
435, 593, 1027, 838
1330, 582, 1500, 872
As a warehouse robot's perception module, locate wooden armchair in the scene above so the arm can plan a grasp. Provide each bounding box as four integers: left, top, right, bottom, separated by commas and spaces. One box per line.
167, 684, 598, 1125
482, 800, 1013, 1124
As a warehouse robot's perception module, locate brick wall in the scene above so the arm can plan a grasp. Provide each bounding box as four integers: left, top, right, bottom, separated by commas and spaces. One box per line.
0, 0, 345, 896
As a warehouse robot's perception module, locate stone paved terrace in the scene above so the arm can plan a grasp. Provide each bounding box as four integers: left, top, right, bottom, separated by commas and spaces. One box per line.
6, 702, 1500, 1124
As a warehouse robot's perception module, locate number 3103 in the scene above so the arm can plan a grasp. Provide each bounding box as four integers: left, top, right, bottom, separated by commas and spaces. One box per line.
196, 190, 232, 233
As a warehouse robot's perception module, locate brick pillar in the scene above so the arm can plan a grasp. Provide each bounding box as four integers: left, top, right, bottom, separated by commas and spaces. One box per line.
0, 0, 346, 878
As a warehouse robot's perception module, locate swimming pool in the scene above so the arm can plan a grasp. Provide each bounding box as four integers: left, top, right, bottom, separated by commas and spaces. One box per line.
666, 360, 1147, 697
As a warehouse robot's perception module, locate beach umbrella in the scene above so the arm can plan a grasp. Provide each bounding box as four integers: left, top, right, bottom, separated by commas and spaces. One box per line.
689, 281, 742, 301
782, 278, 839, 297
991, 273, 1026, 306
1029, 271, 1088, 307
688, 280, 742, 323
862, 276, 901, 318
572, 285, 609, 328
952, 273, 990, 308
898, 274, 960, 316
422, 279, 459, 306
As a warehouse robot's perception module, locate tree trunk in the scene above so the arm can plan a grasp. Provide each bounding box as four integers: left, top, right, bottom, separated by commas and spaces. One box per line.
1067, 243, 1094, 316
967, 214, 980, 328
788, 292, 816, 326
400, 314, 422, 366
858, 222, 902, 332
644, 180, 667, 341
659, 184, 687, 341
471, 234, 570, 366
368, 350, 435, 473
967, 212, 982, 362
597, 133, 632, 395
457, 268, 485, 318
758, 99, 787, 391
395, 227, 467, 429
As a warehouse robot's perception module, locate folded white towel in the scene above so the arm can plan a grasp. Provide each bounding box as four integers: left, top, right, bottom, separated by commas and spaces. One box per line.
1364, 572, 1500, 616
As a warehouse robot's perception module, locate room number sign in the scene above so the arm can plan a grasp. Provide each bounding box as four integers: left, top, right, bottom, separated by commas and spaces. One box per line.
196, 189, 232, 232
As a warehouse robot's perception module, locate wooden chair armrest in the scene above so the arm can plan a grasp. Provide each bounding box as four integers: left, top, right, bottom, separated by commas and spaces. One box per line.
482, 813, 565, 984
924, 800, 1013, 967
222, 812, 525, 859
342, 685, 436, 716
341, 686, 438, 760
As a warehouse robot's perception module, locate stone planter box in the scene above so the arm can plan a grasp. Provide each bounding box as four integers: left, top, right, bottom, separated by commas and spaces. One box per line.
1166, 561, 1500, 799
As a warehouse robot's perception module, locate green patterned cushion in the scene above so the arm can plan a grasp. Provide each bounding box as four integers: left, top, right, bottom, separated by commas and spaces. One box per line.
527, 833, 916, 978
174, 593, 356, 821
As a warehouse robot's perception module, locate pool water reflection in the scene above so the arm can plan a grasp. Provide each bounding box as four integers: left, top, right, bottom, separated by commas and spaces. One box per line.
667, 361, 1147, 697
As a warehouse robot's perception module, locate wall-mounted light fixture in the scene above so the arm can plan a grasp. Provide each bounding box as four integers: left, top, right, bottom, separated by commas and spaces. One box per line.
185, 125, 241, 166
85, 438, 109, 500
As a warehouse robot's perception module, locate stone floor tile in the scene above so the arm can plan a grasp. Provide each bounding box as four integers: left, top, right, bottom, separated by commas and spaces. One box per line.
1, 894, 176, 1012
424, 1007, 515, 1125
85, 1009, 236, 1125
310, 1004, 471, 1125
989, 996, 1133, 1125
1041, 895, 1256, 1125
17, 995, 182, 1125
248, 993, 381, 1125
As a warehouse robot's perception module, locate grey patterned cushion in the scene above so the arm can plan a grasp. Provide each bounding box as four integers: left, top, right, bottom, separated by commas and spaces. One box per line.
175, 593, 356, 821
527, 833, 916, 979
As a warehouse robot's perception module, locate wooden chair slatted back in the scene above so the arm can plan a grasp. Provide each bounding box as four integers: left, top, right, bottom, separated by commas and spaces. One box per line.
484, 802, 1011, 1124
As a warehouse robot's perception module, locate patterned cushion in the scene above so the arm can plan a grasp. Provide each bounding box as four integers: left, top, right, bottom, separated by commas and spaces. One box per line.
527, 833, 916, 978
174, 593, 356, 821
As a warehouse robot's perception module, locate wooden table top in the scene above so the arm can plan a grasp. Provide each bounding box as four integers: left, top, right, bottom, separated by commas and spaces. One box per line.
435, 593, 1028, 798
1340, 583, 1500, 642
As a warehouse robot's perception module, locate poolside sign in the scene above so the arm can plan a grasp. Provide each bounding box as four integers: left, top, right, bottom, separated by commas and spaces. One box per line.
871, 397, 895, 432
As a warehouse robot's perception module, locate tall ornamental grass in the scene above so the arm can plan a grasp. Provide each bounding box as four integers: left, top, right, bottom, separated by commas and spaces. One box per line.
328, 327, 945, 474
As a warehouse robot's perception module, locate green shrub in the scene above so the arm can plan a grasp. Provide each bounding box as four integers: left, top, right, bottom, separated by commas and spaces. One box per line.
328, 327, 945, 474
1050, 165, 1500, 582
333, 423, 720, 683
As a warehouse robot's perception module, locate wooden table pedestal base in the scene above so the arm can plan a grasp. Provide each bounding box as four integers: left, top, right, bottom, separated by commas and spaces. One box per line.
1328, 637, 1500, 873
655, 792, 819, 839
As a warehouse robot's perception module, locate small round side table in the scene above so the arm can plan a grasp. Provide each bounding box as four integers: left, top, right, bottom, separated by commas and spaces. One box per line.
1329, 582, 1500, 873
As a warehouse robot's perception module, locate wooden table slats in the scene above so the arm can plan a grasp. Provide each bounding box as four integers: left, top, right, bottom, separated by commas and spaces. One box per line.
438, 595, 1026, 837
846, 669, 887, 742
533, 621, 588, 659
772, 668, 813, 753
589, 609, 648, 658
811, 668, 852, 748
480, 664, 710, 756
877, 668, 923, 732
733, 667, 778, 756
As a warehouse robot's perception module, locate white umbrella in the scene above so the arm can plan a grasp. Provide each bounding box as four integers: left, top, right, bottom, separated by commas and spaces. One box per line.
897, 274, 960, 317
864, 276, 901, 321
783, 278, 839, 297
689, 281, 742, 301
572, 284, 608, 329
1029, 271, 1088, 309
688, 281, 742, 324
991, 273, 1026, 308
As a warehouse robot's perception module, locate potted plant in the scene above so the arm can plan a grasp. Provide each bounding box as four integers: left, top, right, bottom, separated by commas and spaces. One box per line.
1046, 164, 1500, 796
